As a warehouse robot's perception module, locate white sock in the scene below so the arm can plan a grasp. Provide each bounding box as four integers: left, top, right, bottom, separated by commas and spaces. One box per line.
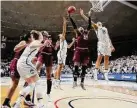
53, 78, 57, 84
47, 94, 52, 102
94, 69, 98, 80
104, 72, 109, 80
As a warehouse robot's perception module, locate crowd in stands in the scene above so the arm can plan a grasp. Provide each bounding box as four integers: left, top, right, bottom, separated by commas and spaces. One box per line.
1, 55, 137, 77
109, 55, 137, 74
0, 62, 10, 77
86, 55, 137, 75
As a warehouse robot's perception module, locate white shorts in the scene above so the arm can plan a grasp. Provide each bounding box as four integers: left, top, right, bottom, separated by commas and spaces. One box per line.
17, 58, 38, 79
57, 54, 66, 65
97, 42, 111, 56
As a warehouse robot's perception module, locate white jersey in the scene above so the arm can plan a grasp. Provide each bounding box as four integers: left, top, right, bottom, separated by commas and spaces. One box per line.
58, 39, 68, 56
17, 44, 40, 79
57, 39, 67, 65
95, 27, 112, 56
95, 27, 111, 46
19, 45, 39, 64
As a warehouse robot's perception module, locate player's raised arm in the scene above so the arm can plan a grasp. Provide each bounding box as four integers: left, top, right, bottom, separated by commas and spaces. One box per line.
14, 41, 27, 52
67, 38, 75, 49
62, 17, 67, 40
68, 14, 79, 36
80, 8, 89, 22
87, 11, 92, 31
80, 8, 98, 30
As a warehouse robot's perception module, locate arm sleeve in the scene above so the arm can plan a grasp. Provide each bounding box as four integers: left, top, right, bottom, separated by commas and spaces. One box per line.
69, 15, 77, 29
87, 16, 91, 30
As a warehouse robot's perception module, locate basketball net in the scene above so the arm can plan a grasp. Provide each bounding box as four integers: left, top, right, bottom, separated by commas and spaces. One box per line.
90, 0, 103, 12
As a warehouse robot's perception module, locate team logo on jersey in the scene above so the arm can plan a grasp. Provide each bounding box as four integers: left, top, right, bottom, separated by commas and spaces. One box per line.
83, 35, 88, 40
30, 69, 34, 74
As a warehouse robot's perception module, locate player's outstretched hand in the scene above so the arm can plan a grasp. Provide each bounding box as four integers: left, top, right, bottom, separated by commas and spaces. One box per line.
80, 8, 84, 16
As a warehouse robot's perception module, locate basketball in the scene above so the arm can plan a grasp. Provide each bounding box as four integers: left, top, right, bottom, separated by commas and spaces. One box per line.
67, 6, 76, 14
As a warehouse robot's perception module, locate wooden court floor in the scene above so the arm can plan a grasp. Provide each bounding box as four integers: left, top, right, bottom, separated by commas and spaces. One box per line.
1, 79, 137, 108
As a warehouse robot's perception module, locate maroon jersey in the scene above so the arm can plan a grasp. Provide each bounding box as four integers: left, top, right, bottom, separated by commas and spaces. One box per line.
41, 40, 53, 55
73, 31, 90, 65
10, 47, 26, 78
13, 48, 25, 59
42, 46, 53, 54
38, 39, 54, 66
76, 32, 89, 48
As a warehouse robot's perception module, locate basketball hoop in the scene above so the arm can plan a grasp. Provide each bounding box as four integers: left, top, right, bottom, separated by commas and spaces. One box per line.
90, 0, 103, 12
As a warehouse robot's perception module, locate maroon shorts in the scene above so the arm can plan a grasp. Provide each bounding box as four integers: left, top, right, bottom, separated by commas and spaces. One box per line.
73, 48, 89, 65
38, 54, 53, 67
9, 58, 20, 79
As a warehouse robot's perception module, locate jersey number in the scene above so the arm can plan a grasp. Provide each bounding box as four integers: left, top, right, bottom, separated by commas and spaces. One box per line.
83, 35, 88, 40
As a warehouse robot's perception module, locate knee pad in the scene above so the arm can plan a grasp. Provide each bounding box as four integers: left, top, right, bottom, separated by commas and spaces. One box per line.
20, 83, 35, 96
73, 66, 79, 77
81, 66, 87, 78
82, 66, 86, 72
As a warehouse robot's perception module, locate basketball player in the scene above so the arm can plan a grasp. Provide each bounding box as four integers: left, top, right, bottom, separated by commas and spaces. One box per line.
69, 11, 91, 90
2, 32, 32, 108
13, 30, 45, 108
35, 31, 49, 73
36, 31, 54, 102
80, 9, 115, 80
54, 17, 75, 88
